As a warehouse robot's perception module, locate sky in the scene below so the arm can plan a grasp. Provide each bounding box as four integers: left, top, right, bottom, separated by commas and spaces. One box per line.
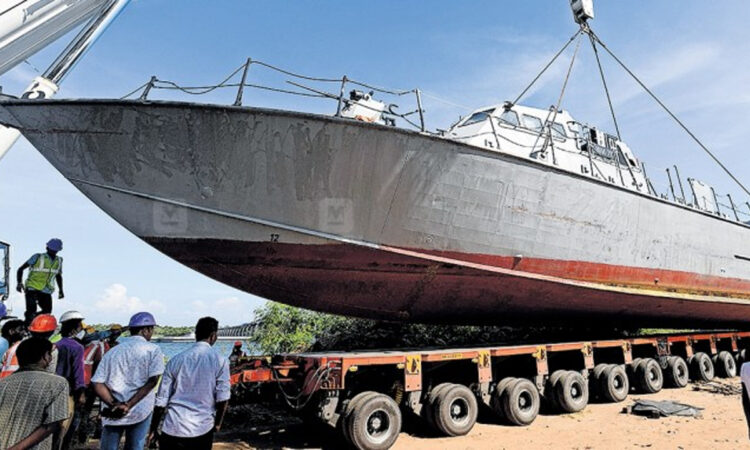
2, 1, 750, 326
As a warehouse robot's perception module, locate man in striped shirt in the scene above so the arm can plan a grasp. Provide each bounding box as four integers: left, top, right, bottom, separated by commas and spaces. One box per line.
0, 337, 70, 450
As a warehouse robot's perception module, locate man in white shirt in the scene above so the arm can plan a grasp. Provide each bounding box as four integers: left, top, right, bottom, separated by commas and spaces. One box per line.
149, 316, 231, 449
741, 361, 750, 440
92, 312, 164, 450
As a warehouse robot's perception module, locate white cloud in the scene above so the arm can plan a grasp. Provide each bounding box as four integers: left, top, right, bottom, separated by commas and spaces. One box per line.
92, 283, 165, 323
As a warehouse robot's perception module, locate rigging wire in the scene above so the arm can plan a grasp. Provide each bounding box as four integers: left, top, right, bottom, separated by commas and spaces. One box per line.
589, 29, 750, 199
510, 29, 583, 107
586, 30, 621, 140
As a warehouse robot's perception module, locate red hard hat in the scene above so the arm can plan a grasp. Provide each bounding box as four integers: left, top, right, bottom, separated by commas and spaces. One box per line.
234, 341, 242, 347
29, 314, 58, 333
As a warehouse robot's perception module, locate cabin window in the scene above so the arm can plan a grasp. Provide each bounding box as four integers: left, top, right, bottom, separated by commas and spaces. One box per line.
460, 109, 493, 127
550, 122, 567, 139
498, 110, 519, 127
522, 114, 543, 132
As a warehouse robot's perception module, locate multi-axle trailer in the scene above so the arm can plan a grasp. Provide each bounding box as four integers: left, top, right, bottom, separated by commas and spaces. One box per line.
230, 330, 749, 449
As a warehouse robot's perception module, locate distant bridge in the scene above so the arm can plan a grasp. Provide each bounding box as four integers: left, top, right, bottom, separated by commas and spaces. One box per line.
217, 321, 257, 337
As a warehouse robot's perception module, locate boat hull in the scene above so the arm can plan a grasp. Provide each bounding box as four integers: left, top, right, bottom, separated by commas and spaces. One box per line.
3, 99, 750, 327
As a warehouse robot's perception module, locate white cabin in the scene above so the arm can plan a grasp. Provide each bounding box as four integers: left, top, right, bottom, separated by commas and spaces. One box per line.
446, 103, 649, 194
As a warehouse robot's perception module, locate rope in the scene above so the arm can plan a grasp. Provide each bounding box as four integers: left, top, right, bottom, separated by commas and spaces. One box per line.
120, 81, 151, 99
250, 60, 342, 83
590, 30, 750, 199
347, 79, 413, 96
587, 32, 621, 140
511, 29, 583, 107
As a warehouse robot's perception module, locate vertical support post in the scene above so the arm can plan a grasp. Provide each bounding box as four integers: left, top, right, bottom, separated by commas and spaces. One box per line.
139, 76, 157, 101
727, 193, 740, 221
673, 165, 687, 204
641, 162, 656, 196
335, 76, 348, 117
234, 58, 251, 107
415, 89, 426, 132
745, 202, 750, 216
666, 168, 677, 202
710, 187, 721, 215
487, 113, 502, 150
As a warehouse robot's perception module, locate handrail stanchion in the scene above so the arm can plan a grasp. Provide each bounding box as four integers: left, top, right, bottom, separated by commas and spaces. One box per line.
139, 76, 156, 101
234, 58, 251, 106
335, 76, 348, 117
415, 89, 426, 132
727, 193, 740, 221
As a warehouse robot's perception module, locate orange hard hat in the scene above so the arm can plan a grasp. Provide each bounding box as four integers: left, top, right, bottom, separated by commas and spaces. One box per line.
234, 341, 242, 347
29, 314, 58, 333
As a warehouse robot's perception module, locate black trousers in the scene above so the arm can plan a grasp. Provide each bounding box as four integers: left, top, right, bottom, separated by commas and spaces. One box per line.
24, 289, 53, 325
159, 430, 214, 450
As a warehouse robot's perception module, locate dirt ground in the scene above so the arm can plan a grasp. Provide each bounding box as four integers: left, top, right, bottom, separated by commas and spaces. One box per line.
213, 378, 750, 450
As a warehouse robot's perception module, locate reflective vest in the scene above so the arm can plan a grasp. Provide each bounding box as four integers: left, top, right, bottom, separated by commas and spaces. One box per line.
26, 253, 62, 293
0, 341, 20, 378
83, 341, 105, 385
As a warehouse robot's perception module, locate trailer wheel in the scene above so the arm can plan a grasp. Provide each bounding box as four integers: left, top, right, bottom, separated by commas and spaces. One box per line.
689, 352, 714, 382
664, 356, 689, 388
424, 383, 454, 430
490, 377, 517, 421
432, 384, 478, 436
713, 351, 737, 378
348, 393, 402, 450
636, 358, 663, 393
736, 349, 747, 366
555, 371, 588, 413
545, 370, 566, 409
501, 378, 540, 426
341, 391, 380, 444
599, 364, 629, 403
592, 363, 609, 381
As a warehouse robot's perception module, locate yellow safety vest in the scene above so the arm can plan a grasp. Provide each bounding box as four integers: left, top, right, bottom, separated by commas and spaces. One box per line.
25, 253, 62, 293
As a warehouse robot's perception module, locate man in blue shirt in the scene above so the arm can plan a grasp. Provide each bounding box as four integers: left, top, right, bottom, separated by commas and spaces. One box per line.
16, 239, 65, 325
148, 316, 231, 449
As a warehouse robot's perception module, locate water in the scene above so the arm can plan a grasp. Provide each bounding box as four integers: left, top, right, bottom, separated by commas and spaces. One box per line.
155, 340, 243, 359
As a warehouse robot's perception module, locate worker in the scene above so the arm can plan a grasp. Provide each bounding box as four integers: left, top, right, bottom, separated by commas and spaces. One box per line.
77, 326, 108, 445
0, 317, 26, 378
0, 337, 71, 450
56, 310, 86, 450
29, 313, 60, 374
92, 311, 165, 450
149, 317, 230, 449
229, 340, 245, 368
105, 324, 125, 350
0, 302, 12, 358
16, 238, 65, 325
742, 361, 750, 440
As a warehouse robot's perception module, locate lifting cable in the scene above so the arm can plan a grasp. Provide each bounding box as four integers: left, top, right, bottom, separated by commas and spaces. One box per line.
510, 29, 583, 107
587, 30, 621, 140
588, 29, 750, 198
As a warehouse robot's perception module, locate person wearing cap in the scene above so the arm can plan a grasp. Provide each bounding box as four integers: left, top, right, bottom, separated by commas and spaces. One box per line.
105, 324, 124, 350
0, 337, 71, 450
16, 238, 65, 325
229, 340, 245, 369
92, 312, 165, 450
29, 313, 59, 374
148, 317, 231, 449
0, 317, 25, 378
56, 311, 86, 450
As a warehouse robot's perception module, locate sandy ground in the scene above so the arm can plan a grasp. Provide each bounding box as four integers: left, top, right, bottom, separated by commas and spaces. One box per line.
213, 378, 750, 450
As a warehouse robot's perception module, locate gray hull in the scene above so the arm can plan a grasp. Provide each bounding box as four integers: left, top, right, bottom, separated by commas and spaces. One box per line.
2, 99, 750, 327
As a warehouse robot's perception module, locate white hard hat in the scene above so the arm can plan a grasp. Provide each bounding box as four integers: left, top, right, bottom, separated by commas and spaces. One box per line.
60, 310, 85, 322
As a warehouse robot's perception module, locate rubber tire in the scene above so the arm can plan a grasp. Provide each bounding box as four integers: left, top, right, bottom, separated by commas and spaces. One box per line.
599, 364, 629, 402
664, 356, 689, 388
545, 370, 566, 409
555, 371, 588, 413
491, 377, 518, 420
348, 393, 402, 450
592, 363, 609, 381
713, 351, 737, 378
424, 383, 455, 430
736, 349, 747, 366
636, 359, 663, 393
501, 378, 540, 426
690, 352, 715, 382
432, 384, 478, 437
341, 391, 379, 444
